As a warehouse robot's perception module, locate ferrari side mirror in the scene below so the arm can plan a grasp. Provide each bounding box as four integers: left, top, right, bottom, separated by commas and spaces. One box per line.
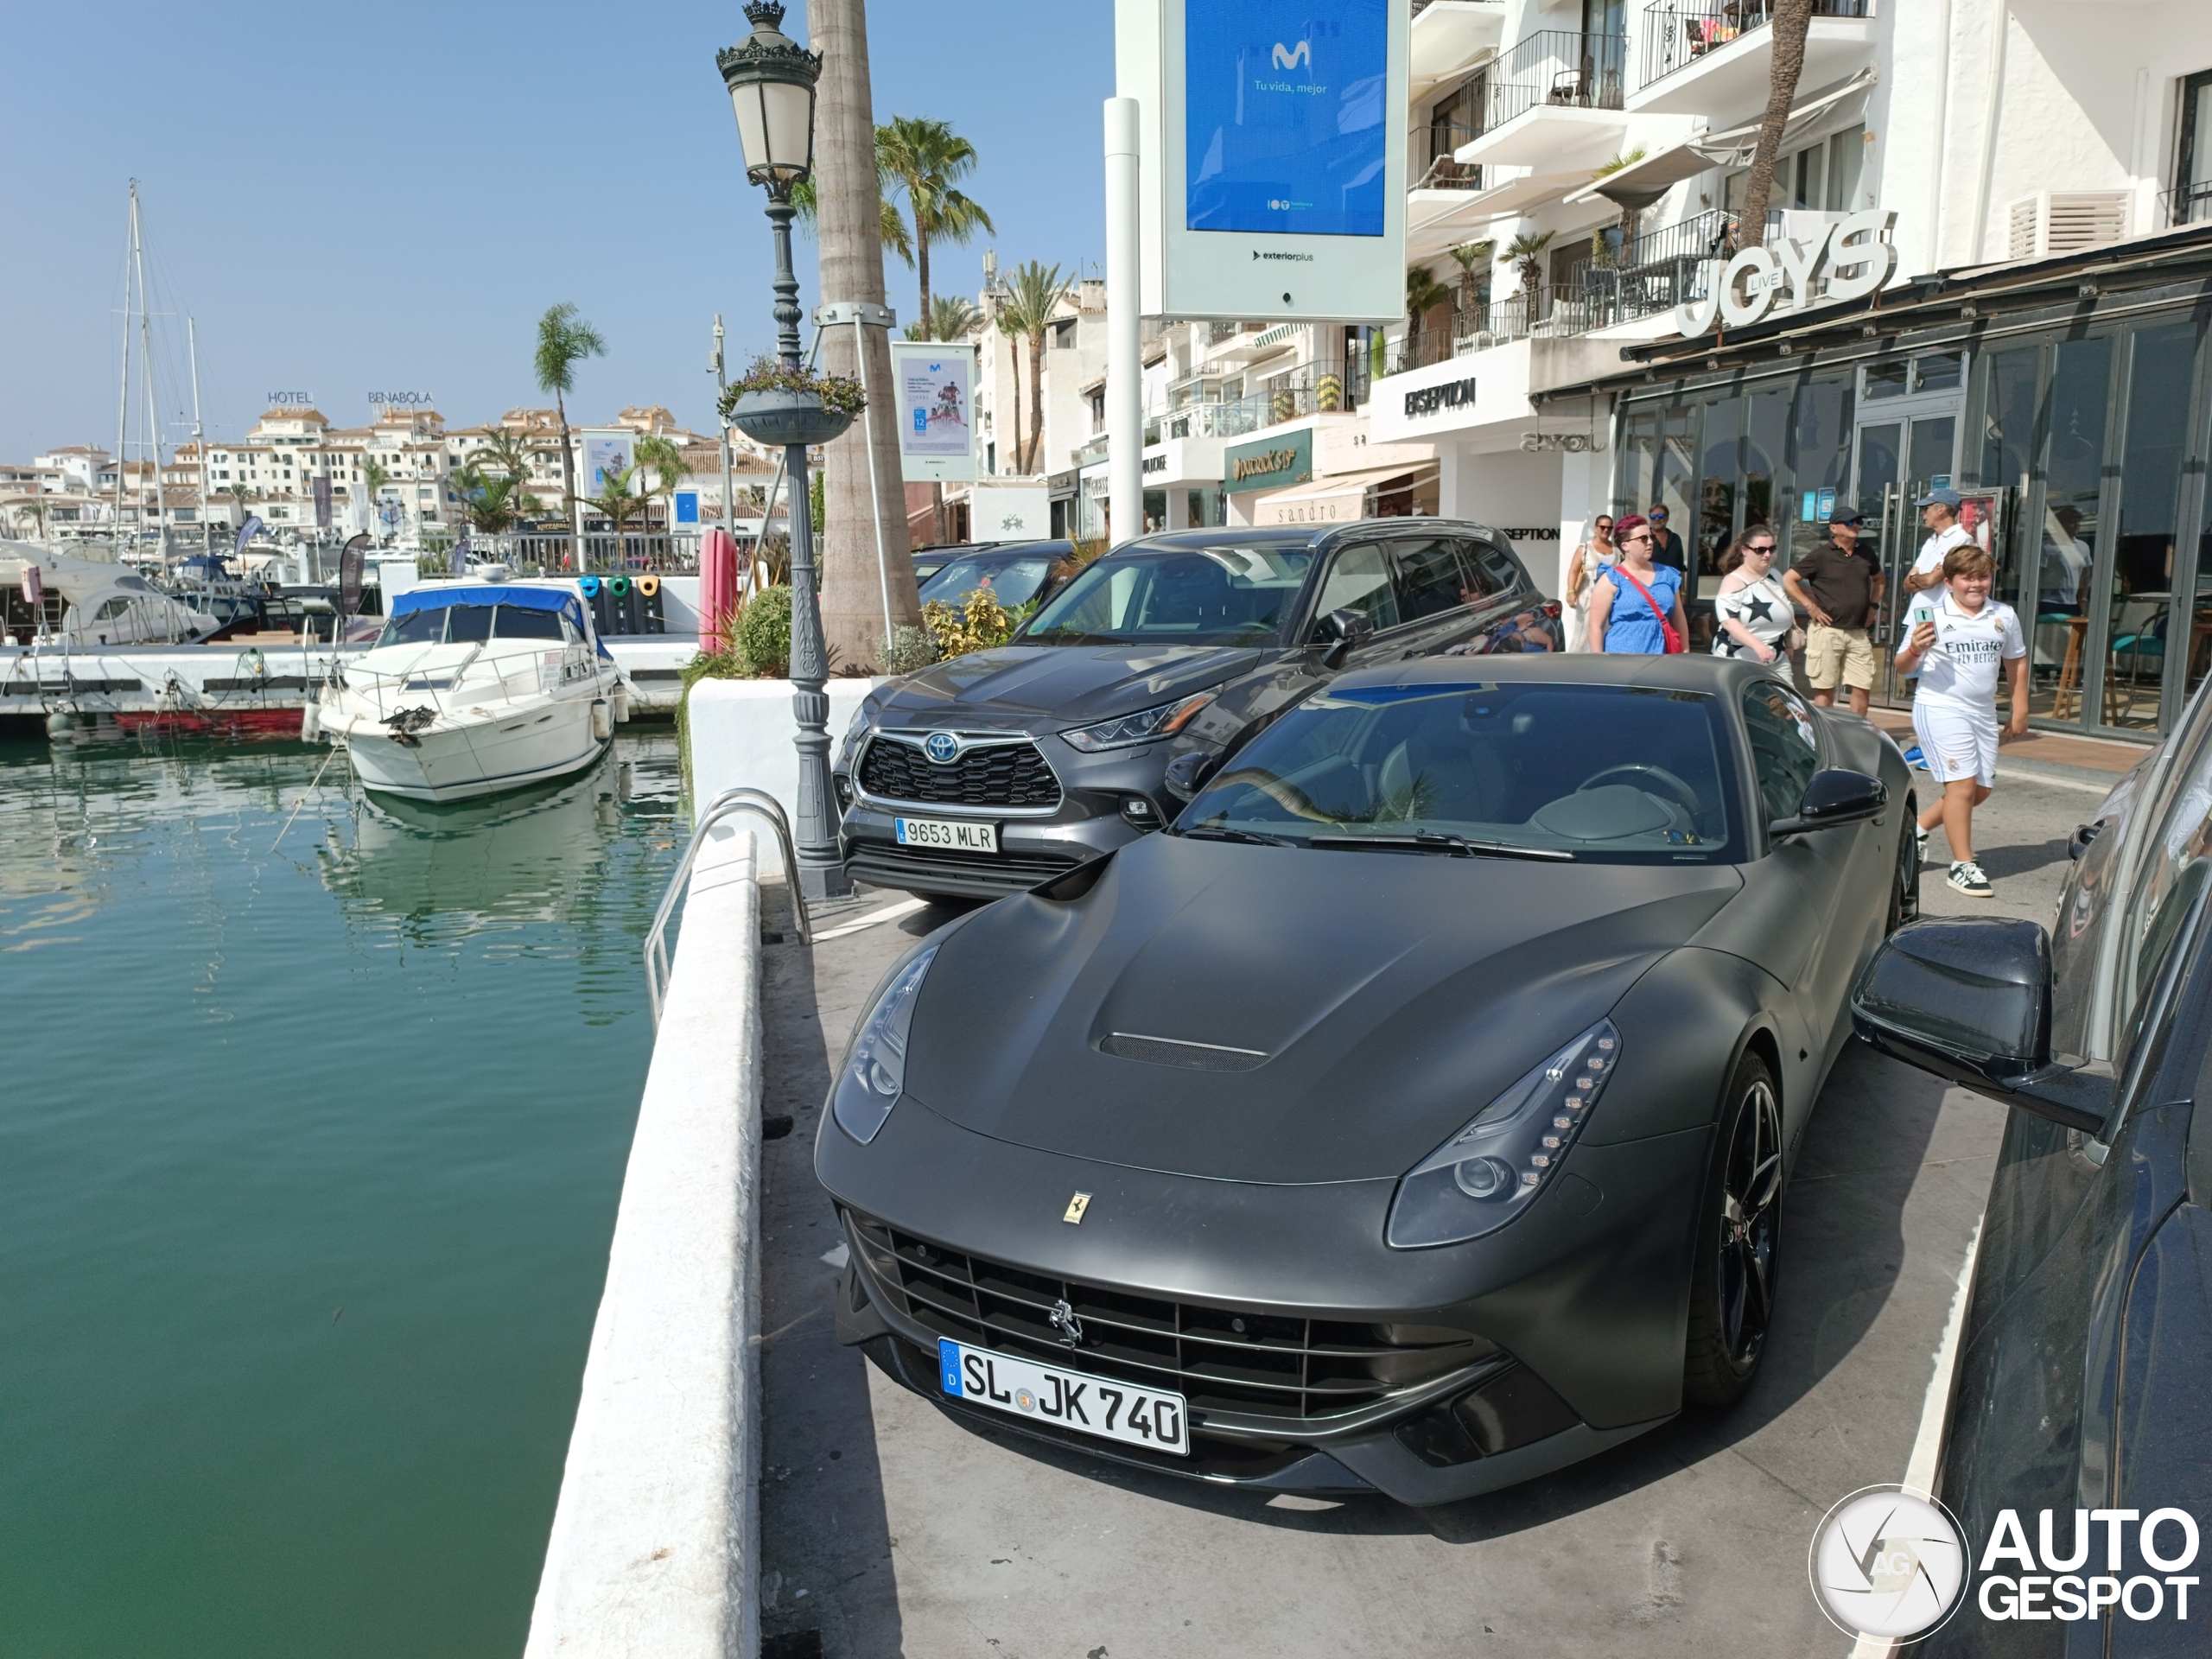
1769, 767, 1886, 837
1162, 749, 1218, 801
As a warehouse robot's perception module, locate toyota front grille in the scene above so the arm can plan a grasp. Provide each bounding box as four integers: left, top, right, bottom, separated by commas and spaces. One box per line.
857, 734, 1062, 810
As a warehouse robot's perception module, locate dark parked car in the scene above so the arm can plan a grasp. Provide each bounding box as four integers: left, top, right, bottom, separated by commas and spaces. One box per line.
1853, 683, 2212, 1655
836, 522, 1562, 901
820, 655, 1917, 1503
915, 540, 1074, 615
911, 541, 1009, 586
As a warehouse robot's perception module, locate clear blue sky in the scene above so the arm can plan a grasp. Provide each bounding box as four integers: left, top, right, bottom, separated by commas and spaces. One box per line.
0, 1, 1114, 462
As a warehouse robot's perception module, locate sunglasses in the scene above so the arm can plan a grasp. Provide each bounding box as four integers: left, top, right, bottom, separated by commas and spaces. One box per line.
1650, 511, 1669, 519
1745, 543, 1776, 555
1594, 520, 1614, 531
1620, 531, 1653, 543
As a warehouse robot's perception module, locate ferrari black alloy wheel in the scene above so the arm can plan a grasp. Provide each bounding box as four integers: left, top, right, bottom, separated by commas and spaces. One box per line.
1683, 1052, 1783, 1408
1888, 792, 1920, 932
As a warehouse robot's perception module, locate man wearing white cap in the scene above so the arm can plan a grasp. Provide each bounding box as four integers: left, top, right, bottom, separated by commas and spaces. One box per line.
1902, 487, 1974, 597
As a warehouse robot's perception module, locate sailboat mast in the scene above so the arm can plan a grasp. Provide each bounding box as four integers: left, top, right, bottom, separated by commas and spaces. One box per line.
188, 317, 212, 557
130, 182, 168, 565
112, 188, 134, 549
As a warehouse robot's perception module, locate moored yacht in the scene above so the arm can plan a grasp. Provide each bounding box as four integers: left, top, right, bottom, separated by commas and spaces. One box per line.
318, 581, 625, 803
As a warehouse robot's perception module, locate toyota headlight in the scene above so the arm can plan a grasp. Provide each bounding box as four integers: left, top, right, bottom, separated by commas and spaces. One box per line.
1385, 1022, 1620, 1249
830, 944, 939, 1144
838, 705, 874, 770
1059, 693, 1213, 753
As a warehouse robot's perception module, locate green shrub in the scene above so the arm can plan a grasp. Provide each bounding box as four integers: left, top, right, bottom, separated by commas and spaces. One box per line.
737, 584, 792, 677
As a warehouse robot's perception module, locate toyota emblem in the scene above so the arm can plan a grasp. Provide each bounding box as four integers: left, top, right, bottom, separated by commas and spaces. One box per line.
924, 732, 962, 765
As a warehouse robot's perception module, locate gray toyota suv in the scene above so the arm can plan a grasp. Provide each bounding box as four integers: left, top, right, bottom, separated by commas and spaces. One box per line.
834, 521, 1560, 901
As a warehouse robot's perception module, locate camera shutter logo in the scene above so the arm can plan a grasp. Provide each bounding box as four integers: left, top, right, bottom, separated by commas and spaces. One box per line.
924, 732, 963, 765
1809, 1486, 1969, 1641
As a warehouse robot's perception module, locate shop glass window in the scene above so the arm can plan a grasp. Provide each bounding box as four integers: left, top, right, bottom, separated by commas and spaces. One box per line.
1913, 353, 1964, 394
1863, 361, 1910, 401
1743, 389, 1789, 543
1698, 396, 1743, 589
2101, 319, 2204, 729
1788, 378, 1854, 564
2030, 336, 2114, 721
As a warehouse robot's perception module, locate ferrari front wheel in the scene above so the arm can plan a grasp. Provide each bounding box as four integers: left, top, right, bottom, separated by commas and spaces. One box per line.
1683, 1052, 1783, 1408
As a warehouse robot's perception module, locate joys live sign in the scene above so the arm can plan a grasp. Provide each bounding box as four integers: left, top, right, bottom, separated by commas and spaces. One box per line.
1673, 209, 1900, 335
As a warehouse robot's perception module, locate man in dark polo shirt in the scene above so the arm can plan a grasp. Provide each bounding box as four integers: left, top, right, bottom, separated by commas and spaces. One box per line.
1783, 505, 1884, 715
1647, 505, 1688, 574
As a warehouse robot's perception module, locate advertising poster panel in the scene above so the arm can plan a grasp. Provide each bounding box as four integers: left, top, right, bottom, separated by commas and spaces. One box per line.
1118, 0, 1405, 321
889, 342, 978, 481
581, 430, 637, 495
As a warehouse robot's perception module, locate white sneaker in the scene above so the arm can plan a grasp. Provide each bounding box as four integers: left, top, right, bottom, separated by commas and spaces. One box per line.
1947, 860, 1993, 898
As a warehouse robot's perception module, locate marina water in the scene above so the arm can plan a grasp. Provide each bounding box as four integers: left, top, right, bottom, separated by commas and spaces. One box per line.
0, 726, 682, 1656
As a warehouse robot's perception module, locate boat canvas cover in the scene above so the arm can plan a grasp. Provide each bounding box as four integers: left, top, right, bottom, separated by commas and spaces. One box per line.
390, 584, 608, 656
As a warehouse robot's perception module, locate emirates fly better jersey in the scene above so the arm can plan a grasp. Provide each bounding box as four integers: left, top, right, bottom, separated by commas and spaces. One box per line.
1900, 590, 2026, 709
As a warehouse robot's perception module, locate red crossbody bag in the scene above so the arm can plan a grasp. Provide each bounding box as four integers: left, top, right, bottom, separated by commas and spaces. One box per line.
1608, 565, 1685, 653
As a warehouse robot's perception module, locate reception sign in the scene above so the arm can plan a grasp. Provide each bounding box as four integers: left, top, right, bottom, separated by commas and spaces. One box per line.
891, 341, 978, 482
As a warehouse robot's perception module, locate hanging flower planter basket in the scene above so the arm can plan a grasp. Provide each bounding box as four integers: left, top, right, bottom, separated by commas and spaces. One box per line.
726, 389, 855, 448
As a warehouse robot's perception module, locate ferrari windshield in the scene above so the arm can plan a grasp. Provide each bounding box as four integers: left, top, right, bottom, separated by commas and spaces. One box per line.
1021, 542, 1316, 646
1175, 681, 1738, 863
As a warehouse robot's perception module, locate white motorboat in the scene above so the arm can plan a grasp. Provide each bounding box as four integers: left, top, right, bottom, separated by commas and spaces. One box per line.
317, 580, 626, 803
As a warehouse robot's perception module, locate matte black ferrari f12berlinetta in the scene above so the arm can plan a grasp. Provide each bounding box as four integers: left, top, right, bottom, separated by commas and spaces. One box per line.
817, 656, 1916, 1505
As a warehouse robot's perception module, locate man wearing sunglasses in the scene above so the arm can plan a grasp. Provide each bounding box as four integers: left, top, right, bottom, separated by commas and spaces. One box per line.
1646, 505, 1688, 575
1783, 505, 1883, 715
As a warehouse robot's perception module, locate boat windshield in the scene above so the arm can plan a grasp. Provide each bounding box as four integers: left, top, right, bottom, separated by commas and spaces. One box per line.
1021, 542, 1317, 646
376, 603, 569, 647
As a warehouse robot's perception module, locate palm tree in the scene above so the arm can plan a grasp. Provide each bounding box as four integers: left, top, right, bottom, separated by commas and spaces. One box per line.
877, 116, 995, 343
451, 463, 524, 535
1738, 0, 1815, 249
534, 302, 607, 552
582, 464, 644, 557
792, 168, 915, 269
635, 434, 688, 534
1500, 231, 1556, 321
1405, 265, 1452, 365
469, 427, 532, 495
996, 260, 1068, 474
1445, 242, 1493, 327
906, 293, 978, 342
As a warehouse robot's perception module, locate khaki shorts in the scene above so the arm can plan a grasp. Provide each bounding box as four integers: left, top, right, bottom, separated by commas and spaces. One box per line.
1805, 623, 1877, 690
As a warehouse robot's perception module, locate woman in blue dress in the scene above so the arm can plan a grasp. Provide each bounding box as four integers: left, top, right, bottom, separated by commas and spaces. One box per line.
1586, 514, 1689, 655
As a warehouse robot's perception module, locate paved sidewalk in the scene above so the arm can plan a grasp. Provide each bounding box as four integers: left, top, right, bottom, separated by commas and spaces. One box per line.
751, 776, 2089, 1657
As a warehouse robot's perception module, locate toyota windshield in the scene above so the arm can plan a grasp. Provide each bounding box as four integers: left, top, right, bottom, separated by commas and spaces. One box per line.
1020, 543, 1317, 647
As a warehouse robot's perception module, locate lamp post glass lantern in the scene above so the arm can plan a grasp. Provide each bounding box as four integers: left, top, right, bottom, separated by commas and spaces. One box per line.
716, 1, 850, 899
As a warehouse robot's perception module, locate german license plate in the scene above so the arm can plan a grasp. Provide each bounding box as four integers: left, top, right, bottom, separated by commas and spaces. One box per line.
895, 817, 998, 853
938, 1338, 1188, 1455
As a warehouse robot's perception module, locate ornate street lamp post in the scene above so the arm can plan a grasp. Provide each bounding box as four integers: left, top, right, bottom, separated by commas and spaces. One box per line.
718, 1, 851, 899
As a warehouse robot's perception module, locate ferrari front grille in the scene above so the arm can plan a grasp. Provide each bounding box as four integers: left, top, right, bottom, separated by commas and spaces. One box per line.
847, 1211, 1493, 1422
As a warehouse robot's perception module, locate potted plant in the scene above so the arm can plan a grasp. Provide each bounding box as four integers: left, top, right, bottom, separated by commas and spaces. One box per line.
717, 355, 867, 448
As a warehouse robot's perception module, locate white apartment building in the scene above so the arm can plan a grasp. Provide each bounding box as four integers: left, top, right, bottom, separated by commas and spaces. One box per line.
1367, 0, 2212, 609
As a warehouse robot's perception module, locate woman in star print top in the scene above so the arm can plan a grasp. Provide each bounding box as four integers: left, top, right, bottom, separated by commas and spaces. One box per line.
1711, 531, 1793, 664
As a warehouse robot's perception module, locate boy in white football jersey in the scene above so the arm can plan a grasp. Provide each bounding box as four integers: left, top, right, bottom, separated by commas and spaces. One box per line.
1893, 543, 2029, 897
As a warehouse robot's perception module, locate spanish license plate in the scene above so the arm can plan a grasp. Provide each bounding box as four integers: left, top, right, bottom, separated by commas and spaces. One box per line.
894, 816, 997, 854
938, 1338, 1188, 1455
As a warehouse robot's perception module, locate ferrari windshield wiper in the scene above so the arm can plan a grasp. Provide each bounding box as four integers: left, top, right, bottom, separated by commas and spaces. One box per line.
1306, 830, 1573, 862
1175, 825, 1294, 847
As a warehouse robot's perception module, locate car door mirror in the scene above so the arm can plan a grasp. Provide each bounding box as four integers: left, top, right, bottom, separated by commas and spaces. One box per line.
1162, 749, 1218, 800
1769, 767, 1887, 837
1850, 918, 2112, 1135
1319, 607, 1375, 670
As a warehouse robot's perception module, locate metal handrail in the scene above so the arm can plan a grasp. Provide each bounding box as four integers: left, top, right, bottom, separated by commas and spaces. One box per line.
645, 785, 810, 1027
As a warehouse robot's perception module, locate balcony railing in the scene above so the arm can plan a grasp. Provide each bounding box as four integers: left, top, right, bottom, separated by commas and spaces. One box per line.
1411, 118, 1484, 190
1563, 207, 1737, 325
1637, 0, 1870, 90
2164, 181, 2212, 228
1485, 29, 1625, 130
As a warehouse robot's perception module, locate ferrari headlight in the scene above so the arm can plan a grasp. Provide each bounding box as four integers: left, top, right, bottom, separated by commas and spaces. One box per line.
1385, 1022, 1621, 1249
830, 944, 939, 1144
1058, 693, 1212, 753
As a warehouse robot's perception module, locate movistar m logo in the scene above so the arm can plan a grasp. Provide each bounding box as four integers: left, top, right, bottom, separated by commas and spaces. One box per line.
1271, 40, 1310, 70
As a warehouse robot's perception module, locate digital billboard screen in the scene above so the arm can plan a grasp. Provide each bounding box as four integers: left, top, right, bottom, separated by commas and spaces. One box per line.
1184, 0, 1389, 238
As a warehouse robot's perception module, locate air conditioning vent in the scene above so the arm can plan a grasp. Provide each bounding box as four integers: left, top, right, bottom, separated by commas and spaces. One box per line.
2006, 191, 2131, 261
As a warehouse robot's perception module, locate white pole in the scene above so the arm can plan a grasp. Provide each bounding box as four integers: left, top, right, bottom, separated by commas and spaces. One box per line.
857, 311, 896, 659
1104, 97, 1143, 548
188, 317, 211, 557
130, 183, 167, 567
